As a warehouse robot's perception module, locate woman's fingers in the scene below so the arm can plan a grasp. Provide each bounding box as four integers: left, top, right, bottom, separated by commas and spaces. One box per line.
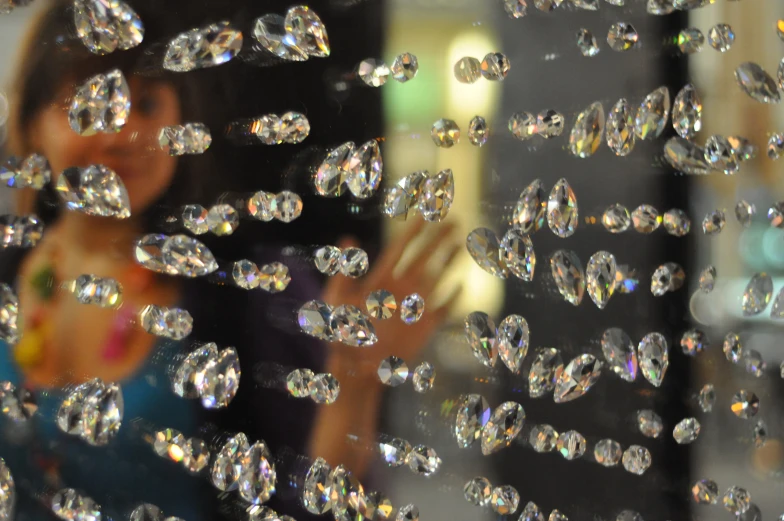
364, 219, 425, 287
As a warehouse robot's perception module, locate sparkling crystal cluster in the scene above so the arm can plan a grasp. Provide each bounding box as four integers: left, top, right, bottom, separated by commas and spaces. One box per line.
231, 260, 291, 292
0, 153, 52, 189
358, 52, 419, 86
382, 169, 455, 222
69, 274, 123, 308
139, 304, 193, 340
209, 433, 279, 506
0, 284, 19, 346
313, 245, 369, 277
509, 110, 565, 140
135, 233, 218, 277
313, 140, 383, 198
250, 112, 310, 145
164, 21, 242, 72
453, 53, 510, 83
252, 6, 330, 62
0, 458, 13, 521
158, 123, 212, 156
245, 190, 304, 223
172, 343, 241, 409
464, 477, 520, 515
56, 378, 123, 446
468, 115, 489, 146
0, 380, 37, 422
74, 0, 144, 54
149, 428, 210, 474
285, 369, 340, 404
464, 312, 530, 372
0, 214, 43, 248
56, 165, 131, 219
651, 262, 685, 296
297, 301, 378, 346
51, 488, 100, 521
691, 479, 754, 516
68, 69, 130, 136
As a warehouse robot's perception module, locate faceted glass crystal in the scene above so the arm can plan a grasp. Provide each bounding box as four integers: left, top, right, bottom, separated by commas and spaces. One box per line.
680, 329, 707, 356
704, 135, 738, 174
769, 133, 784, 160
391, 52, 418, 82
56, 165, 131, 219
731, 390, 759, 419
650, 262, 685, 296
68, 69, 130, 136
238, 441, 277, 505
638, 332, 669, 387
406, 445, 441, 476
496, 314, 530, 373
366, 290, 396, 320
692, 479, 719, 504
735, 62, 781, 104
553, 354, 602, 403
594, 439, 622, 466
529, 424, 558, 452
206, 204, 238, 236
346, 140, 383, 199
536, 110, 565, 138
467, 116, 489, 146
339, 247, 369, 278
631, 205, 660, 233
673, 417, 701, 444
314, 245, 341, 276
742, 273, 773, 316
152, 428, 187, 462
500, 229, 535, 282
454, 57, 482, 84
521, 502, 545, 521
297, 300, 334, 340
606, 99, 635, 156
247, 191, 275, 221
698, 384, 716, 412
80, 381, 124, 446
607, 22, 638, 51
315, 142, 353, 197
463, 477, 492, 506
467, 228, 508, 278
200, 347, 241, 409
158, 123, 212, 156
662, 208, 691, 236
465, 311, 497, 368
556, 430, 586, 460
480, 52, 510, 81
377, 356, 409, 386
211, 433, 250, 492
164, 22, 243, 72
708, 23, 735, 52
586, 251, 616, 309
358, 58, 390, 87
528, 348, 563, 398
74, 0, 144, 54
232, 260, 260, 290
677, 28, 704, 54
420, 169, 455, 222
568, 102, 604, 158
490, 485, 520, 515
284, 6, 330, 58
576, 28, 600, 57
601, 328, 637, 381
258, 262, 291, 293
285, 368, 314, 398
182, 204, 208, 235
379, 438, 411, 467
637, 409, 663, 438
252, 13, 307, 62
400, 294, 425, 324
547, 178, 578, 238
412, 362, 435, 393
481, 402, 525, 455
723, 487, 751, 515
664, 137, 711, 175
512, 179, 547, 233
0, 284, 19, 346
454, 394, 491, 448
431, 119, 460, 148
723, 332, 743, 363
332, 305, 377, 346
309, 373, 340, 404
273, 191, 303, 222
161, 235, 218, 277
635, 86, 670, 140
622, 445, 651, 475
302, 457, 332, 514
509, 112, 537, 141
550, 250, 585, 305
672, 83, 702, 138
172, 344, 218, 399
504, 0, 528, 17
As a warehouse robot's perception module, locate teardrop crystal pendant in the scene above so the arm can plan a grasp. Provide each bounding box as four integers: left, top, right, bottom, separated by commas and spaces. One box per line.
601, 327, 637, 382
638, 332, 669, 387
56, 165, 131, 219
0, 284, 19, 346
420, 169, 455, 223
586, 251, 617, 309
211, 432, 250, 491
605, 98, 636, 156
663, 137, 711, 175
512, 179, 547, 233
499, 229, 535, 282
68, 69, 130, 136
464, 311, 497, 368
252, 14, 308, 62
528, 348, 564, 398
284, 5, 330, 58
160, 235, 219, 277
742, 272, 773, 316
547, 179, 578, 238
672, 83, 702, 138
74, 0, 144, 54
158, 123, 212, 156
481, 402, 525, 455
554, 354, 602, 403
80, 381, 124, 446
496, 314, 530, 373
550, 250, 585, 305
238, 441, 277, 504
200, 347, 241, 409
454, 394, 491, 448
734, 62, 781, 104
346, 140, 383, 199
314, 142, 353, 197
568, 102, 605, 158
302, 457, 332, 514
635, 86, 670, 140
172, 343, 219, 399
163, 22, 243, 72
466, 228, 508, 278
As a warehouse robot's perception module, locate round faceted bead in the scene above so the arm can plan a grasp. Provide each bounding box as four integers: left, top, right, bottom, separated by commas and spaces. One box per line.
454, 57, 481, 84
314, 245, 341, 275
391, 52, 418, 82
366, 289, 396, 319
182, 204, 208, 234
286, 368, 314, 397
254, 114, 282, 145
273, 191, 303, 222
412, 361, 435, 393
247, 191, 275, 221
232, 259, 261, 290
279, 112, 310, 144
463, 476, 492, 506
358, 58, 390, 87
431, 119, 460, 148
480, 52, 510, 81
377, 356, 409, 386
400, 293, 424, 324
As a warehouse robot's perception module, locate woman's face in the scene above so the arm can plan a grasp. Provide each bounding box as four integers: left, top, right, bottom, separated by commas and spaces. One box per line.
29, 76, 181, 214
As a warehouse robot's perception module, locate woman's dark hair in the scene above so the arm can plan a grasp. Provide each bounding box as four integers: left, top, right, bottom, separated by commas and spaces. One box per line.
7, 0, 222, 232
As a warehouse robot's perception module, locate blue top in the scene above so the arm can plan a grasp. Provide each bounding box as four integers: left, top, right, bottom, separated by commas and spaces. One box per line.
0, 338, 212, 521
